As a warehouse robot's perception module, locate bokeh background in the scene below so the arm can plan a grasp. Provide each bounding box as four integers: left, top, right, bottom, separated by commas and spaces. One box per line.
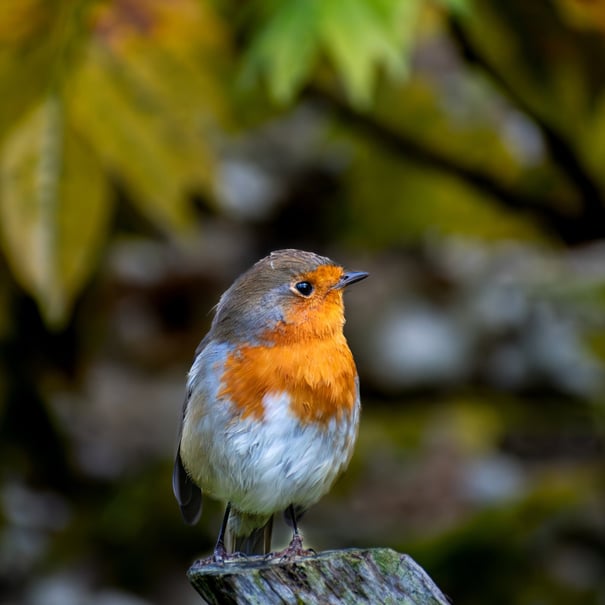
1, 0, 605, 603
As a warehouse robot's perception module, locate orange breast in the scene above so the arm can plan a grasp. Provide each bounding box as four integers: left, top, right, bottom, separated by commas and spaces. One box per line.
218, 332, 357, 427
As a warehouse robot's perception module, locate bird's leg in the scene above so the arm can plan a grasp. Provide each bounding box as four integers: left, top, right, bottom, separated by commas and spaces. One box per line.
286, 504, 304, 552
192, 502, 232, 566
212, 501, 231, 563
277, 505, 315, 559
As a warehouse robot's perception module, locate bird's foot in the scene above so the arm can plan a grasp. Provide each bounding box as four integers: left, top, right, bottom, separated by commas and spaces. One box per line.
212, 541, 229, 564
193, 550, 227, 567
193, 542, 248, 566
269, 533, 315, 561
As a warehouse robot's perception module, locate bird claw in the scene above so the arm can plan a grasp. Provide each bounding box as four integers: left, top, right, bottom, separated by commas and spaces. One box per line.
194, 542, 250, 566
267, 533, 315, 561
212, 543, 228, 564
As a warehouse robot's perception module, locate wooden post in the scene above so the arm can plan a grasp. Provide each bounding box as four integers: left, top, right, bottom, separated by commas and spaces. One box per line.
187, 547, 450, 604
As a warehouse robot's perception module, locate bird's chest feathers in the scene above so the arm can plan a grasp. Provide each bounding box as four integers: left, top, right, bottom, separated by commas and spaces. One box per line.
218, 333, 357, 427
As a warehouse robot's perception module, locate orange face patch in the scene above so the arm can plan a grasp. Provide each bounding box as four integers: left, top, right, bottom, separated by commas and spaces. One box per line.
282, 264, 346, 340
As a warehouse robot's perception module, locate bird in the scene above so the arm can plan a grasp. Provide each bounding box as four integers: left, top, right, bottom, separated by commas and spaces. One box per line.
172, 249, 367, 561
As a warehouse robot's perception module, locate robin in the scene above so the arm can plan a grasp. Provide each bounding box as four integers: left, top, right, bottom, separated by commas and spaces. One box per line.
172, 249, 367, 561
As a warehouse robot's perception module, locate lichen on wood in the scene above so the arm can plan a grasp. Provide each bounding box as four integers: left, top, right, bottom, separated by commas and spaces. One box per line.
187, 547, 450, 605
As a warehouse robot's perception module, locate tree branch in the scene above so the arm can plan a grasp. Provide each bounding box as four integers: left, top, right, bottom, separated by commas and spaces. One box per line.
307, 46, 605, 245
448, 16, 605, 244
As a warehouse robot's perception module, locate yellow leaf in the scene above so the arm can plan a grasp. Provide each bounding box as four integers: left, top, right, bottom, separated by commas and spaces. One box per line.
0, 0, 53, 46
66, 0, 230, 234
69, 49, 199, 233
0, 95, 113, 327
555, 0, 605, 33
0, 0, 60, 141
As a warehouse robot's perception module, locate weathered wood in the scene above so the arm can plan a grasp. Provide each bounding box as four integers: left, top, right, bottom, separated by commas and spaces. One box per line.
187, 547, 450, 605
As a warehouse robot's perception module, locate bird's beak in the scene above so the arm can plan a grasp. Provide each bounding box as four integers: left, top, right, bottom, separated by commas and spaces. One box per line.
334, 270, 369, 290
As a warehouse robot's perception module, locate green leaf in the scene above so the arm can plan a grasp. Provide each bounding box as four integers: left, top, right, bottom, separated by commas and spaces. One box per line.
0, 95, 113, 327
433, 0, 469, 15
319, 0, 414, 108
241, 0, 320, 104
242, 0, 418, 108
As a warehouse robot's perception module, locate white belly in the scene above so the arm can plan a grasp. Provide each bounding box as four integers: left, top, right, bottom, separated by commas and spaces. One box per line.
181, 389, 359, 515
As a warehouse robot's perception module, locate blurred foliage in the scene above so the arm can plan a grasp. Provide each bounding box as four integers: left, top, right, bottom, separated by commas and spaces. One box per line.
0, 0, 229, 325
0, 1, 605, 604
2, 0, 605, 322
240, 0, 418, 106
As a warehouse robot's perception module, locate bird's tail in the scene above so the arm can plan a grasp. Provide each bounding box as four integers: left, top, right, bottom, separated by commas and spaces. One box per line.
225, 510, 273, 555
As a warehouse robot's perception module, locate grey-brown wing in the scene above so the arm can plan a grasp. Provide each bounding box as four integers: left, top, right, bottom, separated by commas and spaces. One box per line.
172, 342, 207, 525
172, 444, 202, 525
173, 333, 215, 524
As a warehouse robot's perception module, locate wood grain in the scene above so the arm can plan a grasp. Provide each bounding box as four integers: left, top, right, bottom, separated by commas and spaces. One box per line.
187, 547, 450, 604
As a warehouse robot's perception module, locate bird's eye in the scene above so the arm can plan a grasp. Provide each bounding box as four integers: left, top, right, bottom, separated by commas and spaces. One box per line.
294, 281, 314, 297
